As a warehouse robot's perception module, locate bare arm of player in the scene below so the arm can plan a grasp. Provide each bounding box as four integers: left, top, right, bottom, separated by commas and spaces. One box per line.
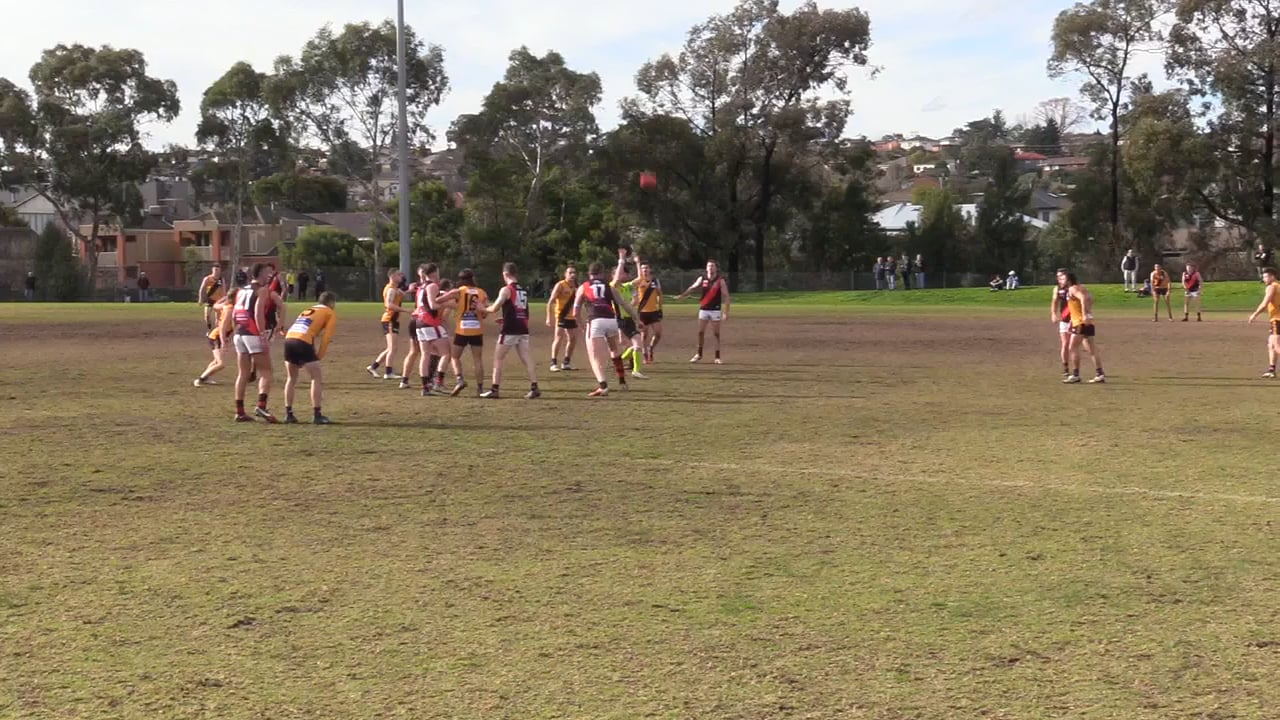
382, 287, 400, 314
1249, 285, 1276, 322
1050, 287, 1061, 322
486, 285, 510, 314
218, 298, 235, 338
571, 284, 587, 319
612, 249, 628, 285
719, 278, 731, 320
1079, 287, 1094, 319
254, 288, 268, 338
673, 278, 701, 300
271, 291, 286, 335
198, 278, 209, 305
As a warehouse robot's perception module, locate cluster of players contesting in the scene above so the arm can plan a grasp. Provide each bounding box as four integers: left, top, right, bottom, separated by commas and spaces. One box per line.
191, 250, 732, 423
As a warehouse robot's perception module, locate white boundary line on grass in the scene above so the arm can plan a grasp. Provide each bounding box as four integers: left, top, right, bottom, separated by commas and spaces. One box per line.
669, 460, 1280, 506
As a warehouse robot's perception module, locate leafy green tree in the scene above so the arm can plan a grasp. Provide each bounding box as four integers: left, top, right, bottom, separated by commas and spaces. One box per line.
911, 185, 969, 274
0, 44, 180, 283
272, 20, 448, 209
972, 147, 1032, 273
251, 173, 347, 213
31, 222, 82, 301
1167, 0, 1280, 242
1049, 0, 1166, 255
451, 47, 602, 233
630, 0, 873, 281
378, 179, 465, 267
281, 225, 364, 267
197, 62, 282, 247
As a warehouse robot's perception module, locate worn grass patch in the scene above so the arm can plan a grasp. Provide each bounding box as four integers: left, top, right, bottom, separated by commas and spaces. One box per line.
2, 301, 1279, 719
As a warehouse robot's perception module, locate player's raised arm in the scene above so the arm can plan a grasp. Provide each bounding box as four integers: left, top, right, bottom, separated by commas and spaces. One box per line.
612, 248, 629, 286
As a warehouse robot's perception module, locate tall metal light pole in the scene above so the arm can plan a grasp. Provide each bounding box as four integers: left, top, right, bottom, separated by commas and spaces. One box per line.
395, 0, 412, 276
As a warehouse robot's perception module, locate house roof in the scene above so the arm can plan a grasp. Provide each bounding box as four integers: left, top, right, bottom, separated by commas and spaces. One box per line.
307, 211, 389, 238
196, 205, 317, 225
138, 215, 174, 230
1040, 155, 1090, 168
1015, 151, 1048, 161
1029, 189, 1073, 211
873, 202, 1050, 232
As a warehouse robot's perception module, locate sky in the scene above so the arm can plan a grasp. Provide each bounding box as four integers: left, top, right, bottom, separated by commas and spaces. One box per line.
1, 0, 1170, 149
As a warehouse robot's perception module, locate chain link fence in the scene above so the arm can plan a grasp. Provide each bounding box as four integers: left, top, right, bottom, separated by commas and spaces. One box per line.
0, 251, 1270, 302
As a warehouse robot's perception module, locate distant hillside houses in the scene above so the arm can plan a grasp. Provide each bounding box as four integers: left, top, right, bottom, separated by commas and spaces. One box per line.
873, 201, 1051, 234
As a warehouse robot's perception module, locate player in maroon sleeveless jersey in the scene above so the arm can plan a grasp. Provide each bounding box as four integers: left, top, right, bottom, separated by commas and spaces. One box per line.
481, 262, 541, 399
573, 262, 643, 397
412, 263, 458, 396
1182, 262, 1203, 322
673, 260, 731, 363
231, 263, 279, 422
1051, 268, 1072, 377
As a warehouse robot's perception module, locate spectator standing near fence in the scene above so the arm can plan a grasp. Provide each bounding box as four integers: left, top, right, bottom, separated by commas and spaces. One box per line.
313, 271, 326, 300
1257, 244, 1273, 279
899, 254, 913, 289
297, 270, 309, 299
886, 256, 898, 290
137, 272, 151, 302
1121, 250, 1138, 291
873, 257, 885, 290
914, 254, 926, 289
23, 272, 36, 300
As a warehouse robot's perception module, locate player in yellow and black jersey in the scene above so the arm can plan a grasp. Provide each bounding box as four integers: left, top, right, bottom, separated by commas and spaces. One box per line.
1060, 270, 1105, 385
366, 268, 408, 380
1248, 267, 1280, 378
283, 291, 338, 424
545, 265, 580, 372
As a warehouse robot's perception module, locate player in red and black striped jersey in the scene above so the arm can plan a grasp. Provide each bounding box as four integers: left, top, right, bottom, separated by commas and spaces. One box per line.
1051, 269, 1072, 378
480, 262, 540, 399
673, 259, 731, 364
1182, 262, 1203, 322
230, 263, 280, 422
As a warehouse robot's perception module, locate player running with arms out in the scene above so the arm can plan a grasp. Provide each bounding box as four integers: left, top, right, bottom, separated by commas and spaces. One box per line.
449, 269, 489, 397
231, 263, 281, 421
573, 262, 643, 397
366, 269, 407, 380
1051, 269, 1072, 378
1182, 263, 1204, 322
673, 260, 731, 364
546, 265, 580, 372
1062, 272, 1106, 384
413, 263, 459, 396
1247, 267, 1280, 378
480, 262, 541, 399
611, 249, 648, 380
195, 288, 238, 387
198, 265, 226, 330
282, 291, 338, 425
1151, 263, 1174, 322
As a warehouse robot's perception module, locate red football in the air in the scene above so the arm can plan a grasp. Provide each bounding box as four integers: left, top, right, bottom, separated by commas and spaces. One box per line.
639, 171, 657, 190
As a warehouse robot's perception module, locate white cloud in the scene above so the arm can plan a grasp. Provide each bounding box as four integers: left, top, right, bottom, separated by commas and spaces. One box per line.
0, 0, 1163, 149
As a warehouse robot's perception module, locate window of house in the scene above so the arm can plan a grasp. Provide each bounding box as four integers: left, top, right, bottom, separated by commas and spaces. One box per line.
180, 231, 213, 248
220, 230, 231, 247
97, 236, 118, 252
